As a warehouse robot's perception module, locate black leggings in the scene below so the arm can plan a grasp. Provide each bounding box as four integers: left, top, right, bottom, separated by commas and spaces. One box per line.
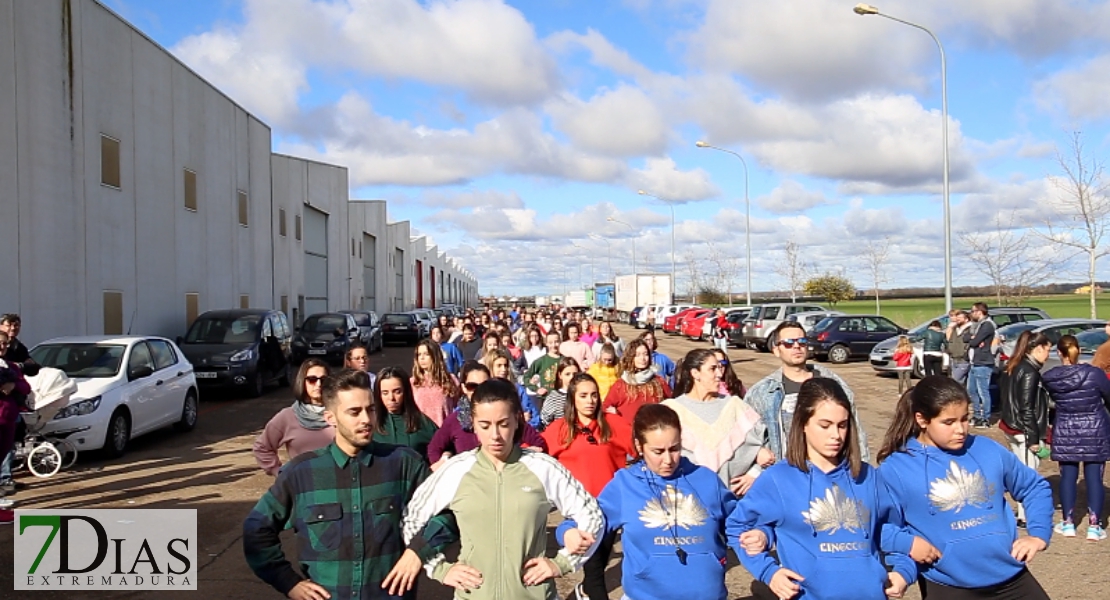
919, 569, 1049, 600
580, 529, 617, 600
924, 354, 944, 377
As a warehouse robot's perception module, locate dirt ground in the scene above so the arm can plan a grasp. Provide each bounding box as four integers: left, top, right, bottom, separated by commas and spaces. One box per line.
0, 322, 1106, 600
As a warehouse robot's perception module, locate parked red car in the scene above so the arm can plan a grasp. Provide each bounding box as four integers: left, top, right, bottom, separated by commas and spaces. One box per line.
682, 309, 715, 340
664, 307, 703, 334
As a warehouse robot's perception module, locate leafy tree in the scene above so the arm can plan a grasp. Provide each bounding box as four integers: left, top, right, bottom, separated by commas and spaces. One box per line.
804, 273, 856, 306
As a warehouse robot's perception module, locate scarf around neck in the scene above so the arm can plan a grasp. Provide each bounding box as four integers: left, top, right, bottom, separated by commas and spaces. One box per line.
457, 396, 474, 431
622, 368, 655, 386
293, 400, 329, 430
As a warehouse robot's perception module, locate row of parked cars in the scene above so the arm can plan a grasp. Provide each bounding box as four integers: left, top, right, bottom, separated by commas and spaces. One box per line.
25, 304, 468, 459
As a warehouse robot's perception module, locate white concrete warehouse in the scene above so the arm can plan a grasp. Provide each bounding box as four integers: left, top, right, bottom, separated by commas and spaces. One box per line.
0, 0, 477, 346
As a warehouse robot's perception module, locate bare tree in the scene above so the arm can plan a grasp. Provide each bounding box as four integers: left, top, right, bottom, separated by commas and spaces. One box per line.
774, 240, 807, 302
1039, 132, 1110, 318
961, 213, 1056, 306
683, 250, 704, 304
706, 241, 741, 305
862, 238, 891, 314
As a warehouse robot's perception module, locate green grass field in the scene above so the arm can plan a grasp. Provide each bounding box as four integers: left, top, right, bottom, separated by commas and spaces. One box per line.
829, 294, 1110, 328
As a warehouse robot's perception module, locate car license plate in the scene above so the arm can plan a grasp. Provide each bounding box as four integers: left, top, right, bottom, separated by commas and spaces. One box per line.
195, 371, 217, 379
308, 349, 327, 355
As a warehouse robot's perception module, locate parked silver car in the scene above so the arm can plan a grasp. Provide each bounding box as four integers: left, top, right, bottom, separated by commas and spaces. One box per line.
742, 303, 826, 351
1039, 327, 1105, 371
788, 310, 844, 332
995, 319, 1105, 366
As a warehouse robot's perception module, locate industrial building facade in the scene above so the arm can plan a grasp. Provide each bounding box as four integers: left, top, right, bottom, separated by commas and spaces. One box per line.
0, 0, 476, 346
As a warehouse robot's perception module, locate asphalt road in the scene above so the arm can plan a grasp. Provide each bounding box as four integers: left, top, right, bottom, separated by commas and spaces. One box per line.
1, 324, 1107, 600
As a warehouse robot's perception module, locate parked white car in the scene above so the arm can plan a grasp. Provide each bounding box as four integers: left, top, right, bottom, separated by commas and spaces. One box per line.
28, 336, 199, 457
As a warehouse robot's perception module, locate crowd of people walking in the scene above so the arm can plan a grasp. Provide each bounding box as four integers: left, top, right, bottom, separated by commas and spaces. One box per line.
242, 302, 1100, 600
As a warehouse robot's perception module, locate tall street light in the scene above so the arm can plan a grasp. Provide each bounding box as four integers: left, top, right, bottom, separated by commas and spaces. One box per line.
854, 2, 952, 312
606, 217, 637, 275
695, 141, 752, 306
638, 190, 677, 303
588, 233, 612, 281
571, 241, 592, 288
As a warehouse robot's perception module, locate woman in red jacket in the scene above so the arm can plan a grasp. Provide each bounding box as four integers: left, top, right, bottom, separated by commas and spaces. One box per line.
602, 338, 672, 428
542, 373, 632, 600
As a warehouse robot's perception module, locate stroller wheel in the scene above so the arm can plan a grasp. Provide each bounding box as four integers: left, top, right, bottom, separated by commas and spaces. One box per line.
54, 439, 78, 470
27, 444, 62, 478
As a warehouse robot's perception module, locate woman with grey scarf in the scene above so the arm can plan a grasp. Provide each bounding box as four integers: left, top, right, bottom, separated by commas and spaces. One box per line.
251, 359, 334, 476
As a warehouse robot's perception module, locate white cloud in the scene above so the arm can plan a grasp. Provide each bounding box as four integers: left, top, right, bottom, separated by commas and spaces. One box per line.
624, 158, 719, 202
1034, 54, 1110, 122
755, 181, 832, 214
425, 201, 670, 242
547, 85, 670, 157
420, 190, 526, 210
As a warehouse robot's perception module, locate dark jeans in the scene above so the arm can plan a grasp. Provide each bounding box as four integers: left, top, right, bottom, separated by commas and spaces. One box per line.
1059, 461, 1106, 524
580, 530, 617, 600
924, 354, 944, 378
919, 568, 1049, 599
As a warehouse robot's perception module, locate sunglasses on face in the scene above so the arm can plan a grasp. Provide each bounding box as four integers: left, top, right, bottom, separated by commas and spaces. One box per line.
719, 359, 729, 366
777, 337, 809, 348
464, 381, 481, 391
305, 375, 325, 384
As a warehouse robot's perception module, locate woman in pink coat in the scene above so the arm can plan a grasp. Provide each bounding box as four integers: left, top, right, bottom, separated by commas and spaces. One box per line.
251, 359, 334, 475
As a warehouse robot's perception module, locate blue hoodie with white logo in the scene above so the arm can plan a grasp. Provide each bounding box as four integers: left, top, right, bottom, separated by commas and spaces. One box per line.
726, 461, 915, 600
557, 457, 736, 600
878, 436, 1053, 589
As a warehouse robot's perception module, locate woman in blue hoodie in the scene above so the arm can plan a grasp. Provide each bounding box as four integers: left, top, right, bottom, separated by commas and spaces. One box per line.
726, 378, 915, 600
877, 376, 1053, 599
557, 403, 742, 600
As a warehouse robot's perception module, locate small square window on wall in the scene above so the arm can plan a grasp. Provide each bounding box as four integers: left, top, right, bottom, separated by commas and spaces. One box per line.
184, 169, 198, 211
103, 291, 123, 335
100, 135, 121, 188
279, 208, 287, 236
240, 295, 250, 309
238, 190, 249, 227
185, 293, 199, 327
295, 215, 302, 241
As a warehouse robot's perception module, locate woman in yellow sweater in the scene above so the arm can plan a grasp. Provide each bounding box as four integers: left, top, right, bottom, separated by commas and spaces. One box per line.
587, 343, 620, 400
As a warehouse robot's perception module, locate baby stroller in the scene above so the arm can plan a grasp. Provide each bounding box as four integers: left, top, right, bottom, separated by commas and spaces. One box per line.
16, 367, 79, 478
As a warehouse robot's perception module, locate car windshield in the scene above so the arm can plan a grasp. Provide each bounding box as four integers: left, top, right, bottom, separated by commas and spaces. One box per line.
30, 343, 126, 378
345, 313, 371, 326
302, 315, 348, 333
996, 322, 1038, 340
383, 314, 413, 324
1076, 329, 1108, 353
185, 316, 260, 344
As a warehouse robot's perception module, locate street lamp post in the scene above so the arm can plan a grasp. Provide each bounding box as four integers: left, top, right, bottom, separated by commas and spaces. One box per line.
695, 141, 752, 306
588, 233, 612, 281
571, 241, 592, 288
638, 190, 677, 303
606, 217, 637, 275
853, 2, 952, 312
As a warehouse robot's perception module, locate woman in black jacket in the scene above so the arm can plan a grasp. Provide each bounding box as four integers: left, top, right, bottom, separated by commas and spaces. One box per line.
998, 330, 1052, 526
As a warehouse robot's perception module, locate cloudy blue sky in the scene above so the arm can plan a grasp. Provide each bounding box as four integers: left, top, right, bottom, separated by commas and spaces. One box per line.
106, 0, 1110, 297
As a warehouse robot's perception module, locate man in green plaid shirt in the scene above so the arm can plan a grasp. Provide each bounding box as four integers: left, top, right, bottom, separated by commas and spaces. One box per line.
244, 369, 457, 600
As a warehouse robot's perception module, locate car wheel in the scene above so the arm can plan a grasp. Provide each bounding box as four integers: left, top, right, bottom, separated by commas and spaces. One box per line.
828, 345, 851, 364
912, 359, 924, 379
175, 391, 198, 432
247, 371, 265, 398
103, 409, 131, 458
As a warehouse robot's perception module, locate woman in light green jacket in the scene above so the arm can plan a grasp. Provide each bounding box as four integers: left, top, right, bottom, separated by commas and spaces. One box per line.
402, 379, 604, 600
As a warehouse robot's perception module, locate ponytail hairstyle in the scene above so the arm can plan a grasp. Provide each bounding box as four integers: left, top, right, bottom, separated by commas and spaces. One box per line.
1006, 330, 1052, 374
674, 348, 718, 396
1057, 334, 1081, 365
562, 373, 612, 447
632, 403, 682, 459
786, 378, 861, 478
877, 375, 971, 462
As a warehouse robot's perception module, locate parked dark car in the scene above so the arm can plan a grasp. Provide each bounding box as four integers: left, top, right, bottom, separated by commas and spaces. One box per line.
629, 307, 643, 327
724, 310, 751, 348
339, 310, 383, 353
809, 314, 906, 364
177, 309, 292, 397
382, 313, 422, 345
291, 312, 361, 364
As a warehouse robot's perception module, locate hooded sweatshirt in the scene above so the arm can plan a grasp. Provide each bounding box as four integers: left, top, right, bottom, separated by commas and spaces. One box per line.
557, 457, 736, 600
726, 461, 915, 600
878, 436, 1053, 589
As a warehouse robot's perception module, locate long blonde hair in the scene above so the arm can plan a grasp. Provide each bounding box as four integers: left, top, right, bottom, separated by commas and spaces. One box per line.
895, 335, 912, 354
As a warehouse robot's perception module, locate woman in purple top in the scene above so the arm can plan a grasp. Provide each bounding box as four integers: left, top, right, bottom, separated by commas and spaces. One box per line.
0, 333, 31, 485
428, 361, 546, 470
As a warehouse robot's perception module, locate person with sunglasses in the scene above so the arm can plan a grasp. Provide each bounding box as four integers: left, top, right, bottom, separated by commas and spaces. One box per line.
252, 359, 335, 476
743, 321, 868, 461
664, 349, 773, 497
542, 373, 632, 600
427, 362, 546, 470
712, 349, 745, 398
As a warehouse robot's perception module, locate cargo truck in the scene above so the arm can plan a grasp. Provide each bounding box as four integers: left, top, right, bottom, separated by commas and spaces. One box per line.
614, 274, 673, 320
